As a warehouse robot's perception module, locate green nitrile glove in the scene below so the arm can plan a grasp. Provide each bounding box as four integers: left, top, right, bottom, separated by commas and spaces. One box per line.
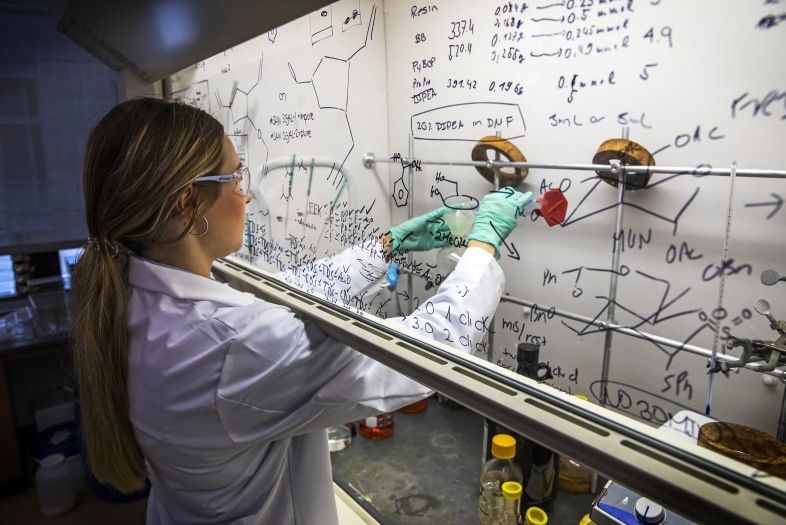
389, 206, 452, 256
467, 188, 533, 260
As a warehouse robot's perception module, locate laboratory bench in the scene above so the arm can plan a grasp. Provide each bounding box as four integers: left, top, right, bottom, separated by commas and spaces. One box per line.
0, 294, 71, 498
331, 397, 599, 525
0, 337, 71, 498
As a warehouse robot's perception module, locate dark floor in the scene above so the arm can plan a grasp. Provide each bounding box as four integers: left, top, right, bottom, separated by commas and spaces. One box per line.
0, 480, 147, 525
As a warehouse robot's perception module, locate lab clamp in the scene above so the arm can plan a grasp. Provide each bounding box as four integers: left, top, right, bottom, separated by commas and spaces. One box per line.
708, 270, 786, 382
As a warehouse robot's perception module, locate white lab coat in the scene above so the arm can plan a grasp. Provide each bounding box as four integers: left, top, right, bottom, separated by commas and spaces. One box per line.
126, 241, 504, 525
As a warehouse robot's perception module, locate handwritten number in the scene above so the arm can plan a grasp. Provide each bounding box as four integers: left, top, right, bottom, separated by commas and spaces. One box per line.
637, 400, 653, 422
662, 26, 673, 47
443, 328, 455, 342
644, 26, 672, 47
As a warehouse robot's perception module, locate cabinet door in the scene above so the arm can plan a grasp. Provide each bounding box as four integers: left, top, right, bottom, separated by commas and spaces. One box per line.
0, 363, 22, 483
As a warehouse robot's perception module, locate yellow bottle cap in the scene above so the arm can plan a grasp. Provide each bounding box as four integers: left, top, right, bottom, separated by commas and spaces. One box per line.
526, 506, 549, 525
501, 481, 522, 500
575, 395, 588, 401
579, 513, 595, 525
491, 434, 516, 459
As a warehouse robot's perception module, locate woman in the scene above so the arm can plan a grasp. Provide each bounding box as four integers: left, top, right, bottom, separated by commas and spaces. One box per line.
72, 97, 529, 524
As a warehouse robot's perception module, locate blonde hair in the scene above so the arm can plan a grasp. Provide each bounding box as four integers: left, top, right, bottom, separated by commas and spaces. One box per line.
72, 98, 224, 492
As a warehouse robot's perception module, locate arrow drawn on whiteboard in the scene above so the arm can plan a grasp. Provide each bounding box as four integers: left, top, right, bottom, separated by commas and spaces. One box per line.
744, 193, 782, 219
531, 49, 562, 58
536, 2, 566, 9
490, 187, 516, 198
489, 221, 521, 260
532, 16, 565, 22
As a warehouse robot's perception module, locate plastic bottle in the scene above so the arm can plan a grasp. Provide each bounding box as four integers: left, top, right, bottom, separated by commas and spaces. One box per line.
479, 434, 523, 525
490, 481, 523, 525
35, 453, 77, 517
358, 412, 393, 439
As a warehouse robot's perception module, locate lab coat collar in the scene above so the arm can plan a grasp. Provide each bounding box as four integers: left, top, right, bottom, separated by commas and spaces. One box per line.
128, 253, 256, 307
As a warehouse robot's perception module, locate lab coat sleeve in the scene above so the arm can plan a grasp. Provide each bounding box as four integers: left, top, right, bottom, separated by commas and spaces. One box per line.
216, 246, 504, 444
275, 239, 390, 310
385, 246, 505, 358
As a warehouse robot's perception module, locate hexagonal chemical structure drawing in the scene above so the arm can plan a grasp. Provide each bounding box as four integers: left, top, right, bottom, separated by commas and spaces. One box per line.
392, 177, 409, 208
311, 57, 350, 111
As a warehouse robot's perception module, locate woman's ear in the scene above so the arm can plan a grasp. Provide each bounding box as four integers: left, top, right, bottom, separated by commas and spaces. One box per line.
173, 185, 195, 219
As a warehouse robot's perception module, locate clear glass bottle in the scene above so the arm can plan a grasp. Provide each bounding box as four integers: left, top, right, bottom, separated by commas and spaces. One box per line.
479, 434, 523, 525
557, 395, 598, 494
557, 455, 592, 493
358, 412, 393, 439
482, 479, 503, 523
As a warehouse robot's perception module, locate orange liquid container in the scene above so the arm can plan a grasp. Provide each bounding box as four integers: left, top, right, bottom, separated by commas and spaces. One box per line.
397, 399, 428, 413
359, 413, 394, 439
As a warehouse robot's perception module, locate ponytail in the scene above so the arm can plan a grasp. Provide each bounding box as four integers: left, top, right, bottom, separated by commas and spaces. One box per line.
72, 243, 146, 492
72, 97, 224, 492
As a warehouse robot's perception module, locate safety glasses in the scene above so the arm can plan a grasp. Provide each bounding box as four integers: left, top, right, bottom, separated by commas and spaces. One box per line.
194, 165, 251, 196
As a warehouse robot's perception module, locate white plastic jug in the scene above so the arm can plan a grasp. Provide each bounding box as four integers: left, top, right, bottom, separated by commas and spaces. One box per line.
35, 453, 77, 516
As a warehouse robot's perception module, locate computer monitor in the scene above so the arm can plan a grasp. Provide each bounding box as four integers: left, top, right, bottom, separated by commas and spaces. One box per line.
58, 248, 83, 291
0, 255, 14, 298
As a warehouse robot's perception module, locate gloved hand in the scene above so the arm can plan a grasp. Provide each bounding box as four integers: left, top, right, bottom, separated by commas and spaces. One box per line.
467, 189, 533, 260
389, 206, 452, 256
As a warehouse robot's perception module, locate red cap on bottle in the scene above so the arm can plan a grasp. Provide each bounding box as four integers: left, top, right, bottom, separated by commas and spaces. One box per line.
535, 188, 568, 227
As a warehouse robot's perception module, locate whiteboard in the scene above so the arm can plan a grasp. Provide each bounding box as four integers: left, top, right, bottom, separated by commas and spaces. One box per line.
171, 0, 786, 434
170, 0, 392, 278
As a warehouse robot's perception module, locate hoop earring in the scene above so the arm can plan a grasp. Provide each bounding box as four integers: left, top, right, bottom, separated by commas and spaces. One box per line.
189, 216, 209, 236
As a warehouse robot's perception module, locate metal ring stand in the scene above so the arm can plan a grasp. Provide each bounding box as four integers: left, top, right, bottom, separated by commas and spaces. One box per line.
364, 133, 786, 439
363, 153, 786, 179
